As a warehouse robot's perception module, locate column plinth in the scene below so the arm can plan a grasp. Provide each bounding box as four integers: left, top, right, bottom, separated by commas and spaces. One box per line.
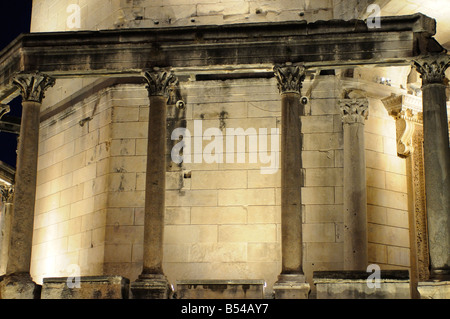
130, 69, 176, 299
0, 72, 54, 299
272, 64, 310, 299
338, 98, 369, 271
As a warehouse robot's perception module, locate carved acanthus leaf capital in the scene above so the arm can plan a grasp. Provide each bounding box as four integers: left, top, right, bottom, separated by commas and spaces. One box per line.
0, 104, 10, 119
13, 72, 56, 103
338, 98, 369, 124
143, 69, 177, 97
413, 54, 450, 85
0, 185, 14, 203
273, 64, 306, 94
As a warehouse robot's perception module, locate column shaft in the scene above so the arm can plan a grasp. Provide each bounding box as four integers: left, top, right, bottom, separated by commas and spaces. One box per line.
339, 98, 369, 271
6, 101, 41, 274
280, 92, 303, 274
343, 122, 368, 270
142, 95, 167, 275
422, 83, 450, 276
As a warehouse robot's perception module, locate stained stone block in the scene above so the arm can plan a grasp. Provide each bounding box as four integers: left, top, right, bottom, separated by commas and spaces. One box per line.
0, 273, 41, 299
41, 276, 129, 299
313, 270, 410, 299
273, 274, 310, 299
417, 281, 450, 299
176, 280, 265, 299
131, 274, 172, 299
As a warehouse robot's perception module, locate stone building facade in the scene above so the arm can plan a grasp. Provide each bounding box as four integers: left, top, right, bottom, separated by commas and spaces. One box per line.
0, 0, 449, 299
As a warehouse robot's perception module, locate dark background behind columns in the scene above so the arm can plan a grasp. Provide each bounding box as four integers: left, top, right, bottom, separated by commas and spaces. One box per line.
0, 1, 32, 168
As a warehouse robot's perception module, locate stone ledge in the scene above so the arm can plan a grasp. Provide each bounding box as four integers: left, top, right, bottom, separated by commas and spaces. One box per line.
0, 273, 41, 299
130, 274, 172, 299
273, 274, 310, 299
313, 270, 410, 299
176, 279, 265, 299
417, 281, 450, 299
313, 270, 409, 281
41, 275, 130, 299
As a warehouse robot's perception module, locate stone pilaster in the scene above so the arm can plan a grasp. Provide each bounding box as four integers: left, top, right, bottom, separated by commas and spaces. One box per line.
130, 69, 177, 299
0, 185, 14, 275
413, 54, 450, 280
338, 98, 369, 271
272, 64, 310, 299
382, 94, 427, 298
0, 72, 55, 299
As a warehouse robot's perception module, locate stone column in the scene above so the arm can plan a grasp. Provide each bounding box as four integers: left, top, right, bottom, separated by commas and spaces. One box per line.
272, 64, 310, 299
338, 98, 369, 270
131, 69, 177, 299
413, 54, 450, 279
0, 186, 14, 275
0, 72, 55, 299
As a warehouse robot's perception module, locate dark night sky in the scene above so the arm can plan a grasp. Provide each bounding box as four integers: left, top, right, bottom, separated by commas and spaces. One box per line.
0, 1, 32, 168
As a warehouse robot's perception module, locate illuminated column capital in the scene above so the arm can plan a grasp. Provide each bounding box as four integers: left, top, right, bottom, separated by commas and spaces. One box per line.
13, 72, 55, 103
143, 69, 177, 97
0, 185, 14, 203
0, 104, 10, 119
273, 64, 306, 95
338, 98, 369, 125
413, 54, 450, 86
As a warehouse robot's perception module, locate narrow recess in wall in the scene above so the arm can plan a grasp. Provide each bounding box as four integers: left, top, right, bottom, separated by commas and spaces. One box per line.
195, 72, 274, 81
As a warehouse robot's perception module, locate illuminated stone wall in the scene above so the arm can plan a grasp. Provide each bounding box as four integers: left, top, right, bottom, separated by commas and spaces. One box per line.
30, 0, 333, 32
28, 0, 415, 296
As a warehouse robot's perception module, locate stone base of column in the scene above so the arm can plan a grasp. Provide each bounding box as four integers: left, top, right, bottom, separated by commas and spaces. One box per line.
273, 274, 310, 299
130, 274, 172, 299
417, 280, 450, 299
0, 273, 41, 299
41, 276, 129, 299
313, 270, 410, 299
176, 280, 265, 299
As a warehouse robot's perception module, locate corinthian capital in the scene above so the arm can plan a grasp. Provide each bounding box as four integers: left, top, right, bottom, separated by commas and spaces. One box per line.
13, 72, 55, 103
273, 64, 306, 94
0, 185, 14, 203
338, 99, 369, 124
413, 54, 450, 85
0, 104, 10, 119
143, 69, 177, 97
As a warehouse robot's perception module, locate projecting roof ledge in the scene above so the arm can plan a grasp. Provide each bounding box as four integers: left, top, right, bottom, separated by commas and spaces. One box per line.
376, 13, 436, 36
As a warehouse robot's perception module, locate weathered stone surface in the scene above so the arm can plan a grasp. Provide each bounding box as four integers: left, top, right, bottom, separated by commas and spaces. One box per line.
273, 274, 310, 299
417, 281, 450, 299
130, 274, 172, 299
313, 270, 410, 299
0, 14, 437, 102
176, 280, 265, 299
41, 276, 129, 299
0, 273, 41, 299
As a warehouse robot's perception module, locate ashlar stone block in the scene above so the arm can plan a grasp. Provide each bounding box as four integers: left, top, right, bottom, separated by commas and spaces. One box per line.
176, 280, 265, 299
41, 276, 129, 299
